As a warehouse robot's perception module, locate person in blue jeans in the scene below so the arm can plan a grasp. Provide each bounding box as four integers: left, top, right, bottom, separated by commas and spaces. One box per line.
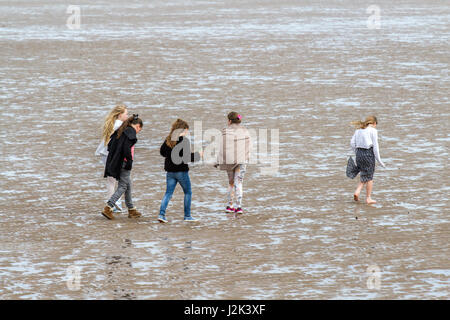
158, 119, 203, 223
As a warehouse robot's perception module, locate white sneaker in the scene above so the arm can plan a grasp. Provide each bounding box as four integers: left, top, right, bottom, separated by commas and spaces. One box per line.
113, 201, 123, 213
158, 215, 168, 223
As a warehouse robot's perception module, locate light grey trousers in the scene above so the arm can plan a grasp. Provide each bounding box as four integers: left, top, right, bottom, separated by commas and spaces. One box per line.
107, 167, 133, 209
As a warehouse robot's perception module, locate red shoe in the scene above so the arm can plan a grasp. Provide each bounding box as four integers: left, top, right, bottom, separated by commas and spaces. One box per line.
234, 207, 243, 214
226, 206, 235, 213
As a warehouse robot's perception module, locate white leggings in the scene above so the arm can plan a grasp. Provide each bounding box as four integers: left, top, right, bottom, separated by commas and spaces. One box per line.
106, 176, 117, 200
226, 164, 247, 208
103, 156, 122, 207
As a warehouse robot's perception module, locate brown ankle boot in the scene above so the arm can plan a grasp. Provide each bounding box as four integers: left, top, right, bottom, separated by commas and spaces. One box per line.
128, 207, 142, 219
101, 205, 115, 220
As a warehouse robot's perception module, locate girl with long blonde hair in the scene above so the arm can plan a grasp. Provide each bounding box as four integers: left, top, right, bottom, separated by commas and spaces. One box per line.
102, 114, 144, 220
348, 115, 386, 204
95, 104, 128, 212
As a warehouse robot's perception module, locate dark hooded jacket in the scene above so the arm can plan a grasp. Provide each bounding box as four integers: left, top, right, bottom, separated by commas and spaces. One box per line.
104, 126, 137, 180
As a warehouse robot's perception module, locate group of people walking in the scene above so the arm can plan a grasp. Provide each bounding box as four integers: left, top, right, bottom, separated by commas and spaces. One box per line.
96, 105, 385, 222
95, 106, 252, 222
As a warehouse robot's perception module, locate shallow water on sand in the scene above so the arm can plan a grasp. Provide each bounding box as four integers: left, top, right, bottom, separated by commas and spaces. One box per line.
0, 0, 449, 299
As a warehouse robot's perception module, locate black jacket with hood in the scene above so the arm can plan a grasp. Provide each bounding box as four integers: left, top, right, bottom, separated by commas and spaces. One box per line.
104, 126, 137, 180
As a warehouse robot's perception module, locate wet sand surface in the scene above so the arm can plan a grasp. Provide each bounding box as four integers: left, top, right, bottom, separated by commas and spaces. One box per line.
0, 0, 449, 299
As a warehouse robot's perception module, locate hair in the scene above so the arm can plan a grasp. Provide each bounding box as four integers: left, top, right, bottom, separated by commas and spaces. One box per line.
165, 118, 189, 148
228, 111, 242, 124
351, 115, 378, 129
101, 104, 128, 146
116, 114, 143, 139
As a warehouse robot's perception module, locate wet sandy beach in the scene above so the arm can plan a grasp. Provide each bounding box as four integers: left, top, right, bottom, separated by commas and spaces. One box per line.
0, 0, 449, 299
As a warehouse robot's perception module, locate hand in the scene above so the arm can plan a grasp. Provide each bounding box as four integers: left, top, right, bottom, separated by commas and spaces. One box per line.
124, 161, 132, 170
123, 163, 131, 170
380, 162, 386, 168
199, 150, 204, 158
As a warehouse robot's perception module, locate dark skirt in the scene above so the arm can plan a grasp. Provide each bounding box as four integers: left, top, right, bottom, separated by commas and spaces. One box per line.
347, 147, 375, 182
356, 147, 375, 182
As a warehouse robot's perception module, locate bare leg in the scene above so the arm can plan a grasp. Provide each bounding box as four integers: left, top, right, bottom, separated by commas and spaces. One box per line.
366, 180, 376, 204
354, 181, 364, 201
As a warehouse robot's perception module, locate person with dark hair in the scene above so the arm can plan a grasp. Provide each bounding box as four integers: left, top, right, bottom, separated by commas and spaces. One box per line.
101, 114, 144, 220
215, 112, 252, 215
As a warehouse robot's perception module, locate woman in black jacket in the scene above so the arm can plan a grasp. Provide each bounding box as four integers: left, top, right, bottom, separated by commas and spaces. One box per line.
158, 119, 202, 223
102, 114, 143, 220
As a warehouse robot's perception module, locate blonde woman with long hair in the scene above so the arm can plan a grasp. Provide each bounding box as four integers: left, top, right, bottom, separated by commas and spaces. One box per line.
102, 115, 144, 220
95, 104, 128, 212
349, 115, 386, 204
